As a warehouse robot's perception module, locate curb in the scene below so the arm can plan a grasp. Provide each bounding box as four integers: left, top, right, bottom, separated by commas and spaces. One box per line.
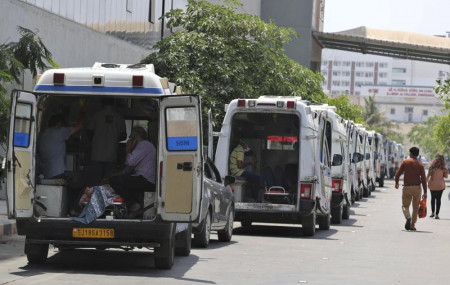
0, 220, 17, 239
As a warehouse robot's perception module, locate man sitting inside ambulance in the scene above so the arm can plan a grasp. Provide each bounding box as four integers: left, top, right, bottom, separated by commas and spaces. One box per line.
229, 139, 262, 202
109, 126, 156, 218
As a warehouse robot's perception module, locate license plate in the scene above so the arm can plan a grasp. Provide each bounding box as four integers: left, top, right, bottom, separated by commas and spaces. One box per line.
72, 228, 114, 239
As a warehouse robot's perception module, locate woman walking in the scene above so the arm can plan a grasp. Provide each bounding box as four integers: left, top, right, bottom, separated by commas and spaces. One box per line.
427, 153, 448, 219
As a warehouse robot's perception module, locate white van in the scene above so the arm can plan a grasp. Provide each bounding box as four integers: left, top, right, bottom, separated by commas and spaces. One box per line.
310, 105, 349, 224
355, 124, 370, 198
374, 132, 386, 187
347, 122, 365, 202
366, 130, 377, 192
214, 96, 332, 236
5, 63, 203, 269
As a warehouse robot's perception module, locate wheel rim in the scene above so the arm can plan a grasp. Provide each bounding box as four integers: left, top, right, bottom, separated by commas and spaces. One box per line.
227, 210, 234, 234
205, 213, 211, 244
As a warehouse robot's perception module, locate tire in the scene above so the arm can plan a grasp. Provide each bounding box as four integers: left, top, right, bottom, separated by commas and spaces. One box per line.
241, 220, 252, 227
175, 224, 192, 256
302, 212, 316, 236
379, 175, 384, 187
319, 211, 331, 230
193, 210, 211, 248
363, 186, 369, 197
331, 205, 343, 224
218, 207, 234, 242
154, 226, 175, 269
25, 239, 49, 264
342, 203, 350, 219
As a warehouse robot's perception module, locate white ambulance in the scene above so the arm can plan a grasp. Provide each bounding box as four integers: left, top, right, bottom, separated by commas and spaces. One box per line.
354, 124, 370, 198
309, 104, 350, 224
5, 63, 203, 269
214, 96, 332, 236
346, 120, 363, 202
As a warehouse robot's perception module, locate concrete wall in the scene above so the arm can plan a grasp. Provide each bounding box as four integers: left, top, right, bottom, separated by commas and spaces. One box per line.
1, 0, 150, 81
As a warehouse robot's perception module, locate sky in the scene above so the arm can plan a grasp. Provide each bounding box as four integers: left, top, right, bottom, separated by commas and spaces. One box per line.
323, 0, 450, 36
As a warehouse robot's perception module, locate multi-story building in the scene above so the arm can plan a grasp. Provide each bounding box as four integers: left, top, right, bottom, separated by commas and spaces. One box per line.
321, 49, 449, 123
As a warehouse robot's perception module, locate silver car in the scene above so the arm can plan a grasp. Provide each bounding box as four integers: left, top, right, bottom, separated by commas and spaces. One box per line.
192, 158, 235, 247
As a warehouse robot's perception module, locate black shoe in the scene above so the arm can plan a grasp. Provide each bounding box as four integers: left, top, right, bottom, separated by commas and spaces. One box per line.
410, 227, 416, 231
405, 218, 411, 230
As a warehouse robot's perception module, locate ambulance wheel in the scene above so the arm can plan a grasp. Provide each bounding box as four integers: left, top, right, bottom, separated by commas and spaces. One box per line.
379, 176, 384, 187
319, 212, 331, 230
331, 205, 343, 224
363, 186, 369, 197
218, 207, 234, 242
193, 210, 211, 248
175, 224, 192, 256
302, 212, 316, 236
342, 203, 351, 219
154, 228, 175, 269
25, 238, 48, 264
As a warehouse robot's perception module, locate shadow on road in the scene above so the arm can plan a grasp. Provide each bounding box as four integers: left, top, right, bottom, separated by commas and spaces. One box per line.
11, 248, 214, 284
332, 218, 362, 228
233, 224, 339, 240
194, 240, 238, 251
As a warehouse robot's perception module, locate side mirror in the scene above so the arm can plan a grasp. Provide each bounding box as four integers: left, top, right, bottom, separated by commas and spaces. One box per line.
332, 154, 343, 166
365, 153, 370, 160
352, 153, 363, 163
224, 175, 236, 186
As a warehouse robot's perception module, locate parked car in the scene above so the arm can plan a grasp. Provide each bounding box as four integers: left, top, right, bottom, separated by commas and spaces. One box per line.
192, 158, 235, 247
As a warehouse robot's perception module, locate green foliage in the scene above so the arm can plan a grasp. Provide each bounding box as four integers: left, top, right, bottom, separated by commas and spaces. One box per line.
435, 78, 450, 109
407, 116, 443, 157
363, 95, 383, 126
0, 26, 58, 146
142, 0, 326, 128
326, 95, 364, 123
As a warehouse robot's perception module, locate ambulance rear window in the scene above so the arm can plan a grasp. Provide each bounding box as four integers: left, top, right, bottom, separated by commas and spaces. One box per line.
166, 107, 198, 151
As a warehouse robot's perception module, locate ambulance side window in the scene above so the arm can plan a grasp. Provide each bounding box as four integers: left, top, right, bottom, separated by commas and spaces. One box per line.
14, 103, 33, 147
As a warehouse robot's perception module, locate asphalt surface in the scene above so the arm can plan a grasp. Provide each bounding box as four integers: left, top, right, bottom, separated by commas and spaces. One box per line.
1, 179, 450, 285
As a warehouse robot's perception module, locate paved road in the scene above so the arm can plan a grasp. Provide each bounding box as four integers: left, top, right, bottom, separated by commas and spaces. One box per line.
1, 179, 450, 285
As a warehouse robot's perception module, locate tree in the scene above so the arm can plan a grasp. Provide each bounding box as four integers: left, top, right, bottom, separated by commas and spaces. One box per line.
407, 116, 443, 157
434, 77, 450, 155
0, 26, 58, 145
326, 95, 364, 123
142, 0, 326, 127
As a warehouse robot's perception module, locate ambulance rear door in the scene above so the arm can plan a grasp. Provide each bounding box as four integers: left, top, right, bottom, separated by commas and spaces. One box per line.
158, 95, 203, 222
5, 90, 37, 219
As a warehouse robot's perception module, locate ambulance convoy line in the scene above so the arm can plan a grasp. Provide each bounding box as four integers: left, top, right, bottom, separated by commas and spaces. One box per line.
4, 63, 404, 270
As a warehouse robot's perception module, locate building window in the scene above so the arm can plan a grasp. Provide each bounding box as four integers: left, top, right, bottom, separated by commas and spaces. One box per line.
343, 71, 351, 76
423, 110, 428, 116
392, 68, 406, 73
322, 70, 327, 76
379, 63, 388, 68
342, 81, 350, 86
405, 107, 413, 113
356, 62, 364, 67
356, 72, 364, 77
392, 80, 406, 85
379, 72, 388, 78
343, 61, 351, 66
390, 108, 395, 114
333, 61, 342, 66
322, 61, 328, 66
365, 72, 374, 77
332, 71, 341, 76
366, 62, 374, 67
379, 82, 388, 85
332, 81, 341, 86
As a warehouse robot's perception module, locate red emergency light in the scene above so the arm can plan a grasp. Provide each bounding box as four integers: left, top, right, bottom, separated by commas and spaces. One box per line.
132, 75, 144, 87
237, 99, 246, 107
287, 101, 295, 109
53, 73, 65, 85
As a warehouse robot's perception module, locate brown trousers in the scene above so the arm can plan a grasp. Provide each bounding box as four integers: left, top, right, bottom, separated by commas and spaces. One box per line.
402, 185, 422, 226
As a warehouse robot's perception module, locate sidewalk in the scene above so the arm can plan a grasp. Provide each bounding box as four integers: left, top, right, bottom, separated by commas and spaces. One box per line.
0, 199, 16, 240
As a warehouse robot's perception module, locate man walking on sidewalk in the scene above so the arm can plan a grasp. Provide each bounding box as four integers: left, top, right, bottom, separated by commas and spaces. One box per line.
395, 147, 427, 231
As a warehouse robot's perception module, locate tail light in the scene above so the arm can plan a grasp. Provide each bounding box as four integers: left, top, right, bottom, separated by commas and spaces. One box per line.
228, 185, 235, 192
332, 179, 343, 193
237, 99, 246, 107
300, 183, 312, 199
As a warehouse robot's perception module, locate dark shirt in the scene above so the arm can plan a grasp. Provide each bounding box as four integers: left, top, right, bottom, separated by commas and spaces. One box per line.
395, 158, 427, 190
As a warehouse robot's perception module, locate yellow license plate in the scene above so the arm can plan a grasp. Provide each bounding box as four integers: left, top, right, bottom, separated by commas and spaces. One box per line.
72, 228, 115, 239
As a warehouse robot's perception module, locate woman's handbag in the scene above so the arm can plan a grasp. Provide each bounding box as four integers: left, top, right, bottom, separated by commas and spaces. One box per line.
418, 199, 427, 219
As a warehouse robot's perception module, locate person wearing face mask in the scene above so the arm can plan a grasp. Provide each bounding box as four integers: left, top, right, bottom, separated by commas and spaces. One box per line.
229, 139, 262, 202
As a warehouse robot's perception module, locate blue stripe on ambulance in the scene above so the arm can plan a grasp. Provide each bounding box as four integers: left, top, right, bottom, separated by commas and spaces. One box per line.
34, 85, 164, 94
167, 136, 198, 151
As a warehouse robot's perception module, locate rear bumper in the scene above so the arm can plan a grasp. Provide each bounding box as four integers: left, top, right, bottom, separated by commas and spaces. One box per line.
17, 218, 173, 247
234, 199, 315, 224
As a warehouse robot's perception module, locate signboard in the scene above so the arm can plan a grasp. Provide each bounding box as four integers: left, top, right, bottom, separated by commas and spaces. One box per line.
362, 86, 437, 98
